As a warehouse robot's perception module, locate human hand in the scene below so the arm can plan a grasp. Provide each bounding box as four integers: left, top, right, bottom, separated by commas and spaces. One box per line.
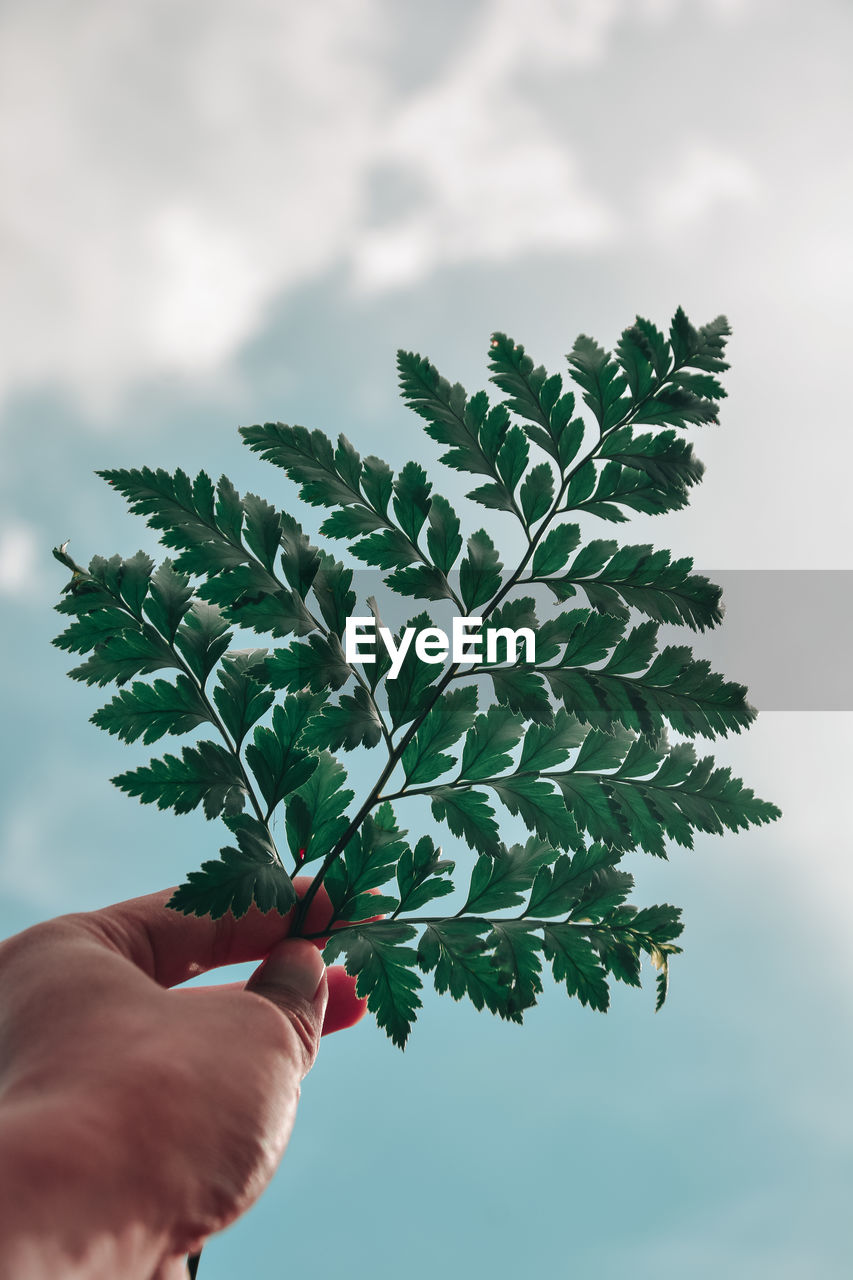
0, 884, 366, 1279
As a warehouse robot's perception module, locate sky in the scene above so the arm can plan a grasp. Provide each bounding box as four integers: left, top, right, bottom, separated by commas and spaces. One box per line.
1, 1, 852, 1276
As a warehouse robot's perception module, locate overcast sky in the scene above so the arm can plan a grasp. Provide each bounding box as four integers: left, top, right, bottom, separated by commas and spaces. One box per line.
1, 2, 852, 1276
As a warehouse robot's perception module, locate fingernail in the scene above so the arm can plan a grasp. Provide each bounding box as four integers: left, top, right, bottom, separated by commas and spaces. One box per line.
260, 940, 325, 1001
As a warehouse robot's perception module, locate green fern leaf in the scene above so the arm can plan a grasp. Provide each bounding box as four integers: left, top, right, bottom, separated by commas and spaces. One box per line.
323, 923, 422, 1049
113, 741, 246, 819
91, 675, 210, 744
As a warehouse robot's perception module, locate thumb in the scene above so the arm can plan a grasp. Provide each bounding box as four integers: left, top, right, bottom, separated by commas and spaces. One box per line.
244, 937, 329, 1076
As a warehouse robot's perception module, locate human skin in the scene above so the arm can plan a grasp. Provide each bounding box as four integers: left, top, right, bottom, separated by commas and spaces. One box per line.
0, 883, 366, 1279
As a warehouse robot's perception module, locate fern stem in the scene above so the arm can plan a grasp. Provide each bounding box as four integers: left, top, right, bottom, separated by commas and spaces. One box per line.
290, 341, 696, 933
291, 471, 575, 929
300, 914, 681, 936
188, 674, 269, 827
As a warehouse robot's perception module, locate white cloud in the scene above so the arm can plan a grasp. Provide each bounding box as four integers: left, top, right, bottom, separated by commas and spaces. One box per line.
141, 206, 265, 372
0, 0, 640, 410
704, 0, 753, 19
349, 0, 622, 292
789, 229, 853, 302
0, 0, 383, 410
0, 0, 762, 412
641, 143, 760, 234
0, 521, 38, 595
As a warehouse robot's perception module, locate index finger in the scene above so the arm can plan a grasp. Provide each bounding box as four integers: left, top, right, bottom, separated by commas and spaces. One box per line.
73, 881, 335, 988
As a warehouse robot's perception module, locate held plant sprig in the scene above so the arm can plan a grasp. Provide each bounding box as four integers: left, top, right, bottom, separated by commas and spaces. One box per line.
53, 307, 780, 1049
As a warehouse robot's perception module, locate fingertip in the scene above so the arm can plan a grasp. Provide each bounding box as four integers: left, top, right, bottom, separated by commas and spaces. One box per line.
244, 937, 329, 1068
290, 884, 374, 1034
252, 937, 327, 1003
321, 965, 368, 1036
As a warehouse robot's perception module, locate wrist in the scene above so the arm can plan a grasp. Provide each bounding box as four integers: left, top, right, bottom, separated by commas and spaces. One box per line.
0, 1099, 171, 1280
